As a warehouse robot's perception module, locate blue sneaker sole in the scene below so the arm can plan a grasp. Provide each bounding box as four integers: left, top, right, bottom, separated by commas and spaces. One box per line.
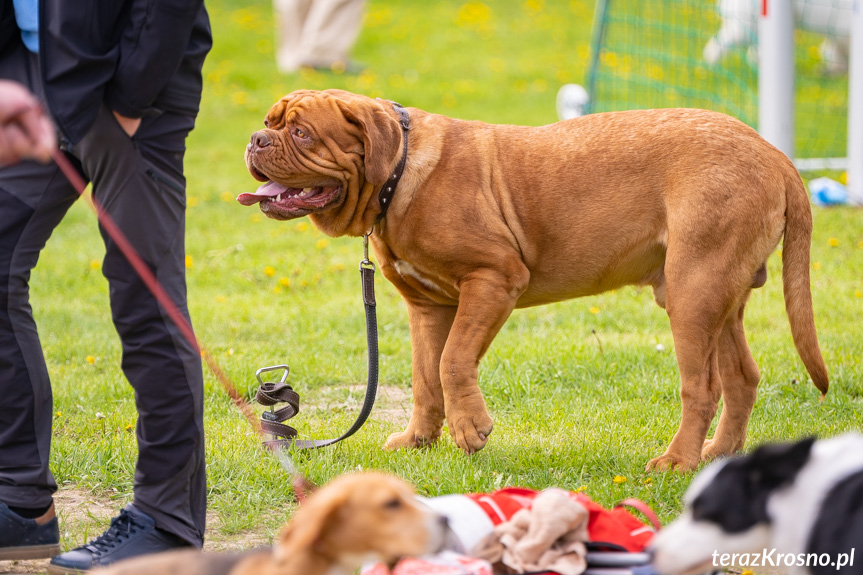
0, 543, 61, 561
46, 562, 87, 575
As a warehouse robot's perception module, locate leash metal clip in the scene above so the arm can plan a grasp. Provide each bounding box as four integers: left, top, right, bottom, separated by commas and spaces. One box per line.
255, 364, 290, 421
360, 229, 375, 272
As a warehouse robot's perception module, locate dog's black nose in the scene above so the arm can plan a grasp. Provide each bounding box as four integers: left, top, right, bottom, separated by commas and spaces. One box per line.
250, 131, 271, 150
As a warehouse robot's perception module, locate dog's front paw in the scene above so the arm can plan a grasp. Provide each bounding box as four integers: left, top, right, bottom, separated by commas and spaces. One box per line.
448, 411, 494, 454
645, 453, 699, 473
384, 427, 441, 450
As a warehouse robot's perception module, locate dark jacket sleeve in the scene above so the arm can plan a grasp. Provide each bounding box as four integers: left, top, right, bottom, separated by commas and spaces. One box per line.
105, 0, 205, 118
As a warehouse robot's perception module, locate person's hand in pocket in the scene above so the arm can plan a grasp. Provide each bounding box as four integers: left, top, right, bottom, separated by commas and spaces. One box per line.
113, 110, 141, 137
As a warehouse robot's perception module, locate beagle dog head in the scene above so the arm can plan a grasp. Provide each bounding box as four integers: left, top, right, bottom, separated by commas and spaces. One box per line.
274, 472, 447, 572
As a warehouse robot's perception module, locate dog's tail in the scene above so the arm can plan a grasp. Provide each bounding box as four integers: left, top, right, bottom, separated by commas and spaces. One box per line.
782, 169, 829, 397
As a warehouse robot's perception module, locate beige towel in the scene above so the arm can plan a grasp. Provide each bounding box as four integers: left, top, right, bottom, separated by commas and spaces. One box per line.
472, 489, 590, 575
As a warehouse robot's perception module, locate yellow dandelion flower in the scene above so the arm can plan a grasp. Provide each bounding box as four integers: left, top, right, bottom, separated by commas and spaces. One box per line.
250, 214, 262, 223
188, 197, 198, 208
296, 222, 309, 232
125, 423, 134, 431
856, 290, 862, 298
858, 240, 863, 250
590, 306, 600, 314
185, 255, 193, 269
316, 239, 329, 250
279, 277, 291, 288
220, 191, 232, 202
273, 285, 282, 294
90, 260, 100, 270
87, 355, 96, 364
56, 411, 62, 417
301, 279, 309, 287
613, 475, 627, 484
813, 262, 822, 270
829, 238, 839, 247
840, 172, 848, 185
524, 0, 544, 13
231, 91, 248, 106
264, 266, 276, 277
216, 295, 227, 303
742, 570, 755, 575
642, 477, 653, 485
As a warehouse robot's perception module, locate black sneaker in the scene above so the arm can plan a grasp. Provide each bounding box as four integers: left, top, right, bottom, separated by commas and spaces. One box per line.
0, 501, 60, 560
47, 504, 190, 574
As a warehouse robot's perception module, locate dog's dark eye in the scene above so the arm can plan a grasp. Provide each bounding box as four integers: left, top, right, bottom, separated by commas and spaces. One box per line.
295, 127, 307, 138
382, 498, 402, 510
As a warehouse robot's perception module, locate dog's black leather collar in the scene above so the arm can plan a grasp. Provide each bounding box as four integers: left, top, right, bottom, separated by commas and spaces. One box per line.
375, 101, 410, 223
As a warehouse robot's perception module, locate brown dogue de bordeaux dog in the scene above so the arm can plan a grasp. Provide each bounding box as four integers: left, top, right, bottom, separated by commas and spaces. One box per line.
238, 89, 828, 472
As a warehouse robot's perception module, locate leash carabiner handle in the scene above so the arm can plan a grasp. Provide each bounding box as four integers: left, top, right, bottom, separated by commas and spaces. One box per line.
255, 364, 290, 387
360, 229, 375, 272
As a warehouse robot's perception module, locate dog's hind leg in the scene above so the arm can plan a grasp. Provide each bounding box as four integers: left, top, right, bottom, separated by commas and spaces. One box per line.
701, 294, 761, 461
646, 256, 748, 472
385, 302, 456, 450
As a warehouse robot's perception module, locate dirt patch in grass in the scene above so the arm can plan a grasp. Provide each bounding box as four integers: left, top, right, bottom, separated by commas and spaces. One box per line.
302, 383, 411, 425
2, 489, 273, 574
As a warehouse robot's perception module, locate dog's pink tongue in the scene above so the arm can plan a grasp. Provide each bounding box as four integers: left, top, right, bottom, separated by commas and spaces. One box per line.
237, 180, 288, 206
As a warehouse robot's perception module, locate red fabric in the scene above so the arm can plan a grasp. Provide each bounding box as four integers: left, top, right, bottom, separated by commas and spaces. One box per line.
465, 488, 657, 553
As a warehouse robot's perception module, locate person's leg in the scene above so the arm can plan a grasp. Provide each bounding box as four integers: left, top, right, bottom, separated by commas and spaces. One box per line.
78, 106, 206, 546
297, 0, 365, 69
274, 0, 314, 72
0, 43, 80, 559
0, 160, 78, 510
47, 105, 205, 574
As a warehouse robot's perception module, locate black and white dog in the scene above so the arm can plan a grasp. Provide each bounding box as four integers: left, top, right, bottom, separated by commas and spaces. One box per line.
651, 434, 863, 575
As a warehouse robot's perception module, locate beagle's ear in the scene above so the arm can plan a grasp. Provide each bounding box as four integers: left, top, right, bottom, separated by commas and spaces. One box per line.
275, 486, 347, 559
337, 98, 402, 187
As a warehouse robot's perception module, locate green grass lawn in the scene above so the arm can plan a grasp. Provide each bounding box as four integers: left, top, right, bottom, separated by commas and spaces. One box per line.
29, 0, 863, 549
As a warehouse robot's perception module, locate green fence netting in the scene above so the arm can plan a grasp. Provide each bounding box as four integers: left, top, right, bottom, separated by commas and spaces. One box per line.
585, 0, 850, 163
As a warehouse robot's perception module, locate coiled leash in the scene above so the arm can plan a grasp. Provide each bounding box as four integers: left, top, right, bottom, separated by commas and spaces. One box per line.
254, 100, 410, 449
254, 234, 380, 449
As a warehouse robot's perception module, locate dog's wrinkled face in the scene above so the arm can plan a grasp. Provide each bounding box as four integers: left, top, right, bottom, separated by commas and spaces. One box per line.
651, 438, 815, 575
238, 89, 401, 229
276, 472, 447, 569
239, 90, 352, 220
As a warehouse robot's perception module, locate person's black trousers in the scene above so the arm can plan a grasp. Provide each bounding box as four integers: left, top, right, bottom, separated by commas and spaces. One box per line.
0, 43, 206, 546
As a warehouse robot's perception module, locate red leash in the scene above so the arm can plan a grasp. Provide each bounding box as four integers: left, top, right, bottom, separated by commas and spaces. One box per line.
51, 148, 260, 435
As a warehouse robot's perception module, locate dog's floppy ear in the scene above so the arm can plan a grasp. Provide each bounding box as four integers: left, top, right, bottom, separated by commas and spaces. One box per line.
748, 436, 816, 487
265, 98, 291, 130
267, 91, 316, 130
275, 485, 347, 560
336, 98, 402, 187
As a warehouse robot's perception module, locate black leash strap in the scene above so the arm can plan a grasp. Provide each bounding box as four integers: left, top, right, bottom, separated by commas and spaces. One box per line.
256, 237, 379, 450
255, 100, 409, 450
